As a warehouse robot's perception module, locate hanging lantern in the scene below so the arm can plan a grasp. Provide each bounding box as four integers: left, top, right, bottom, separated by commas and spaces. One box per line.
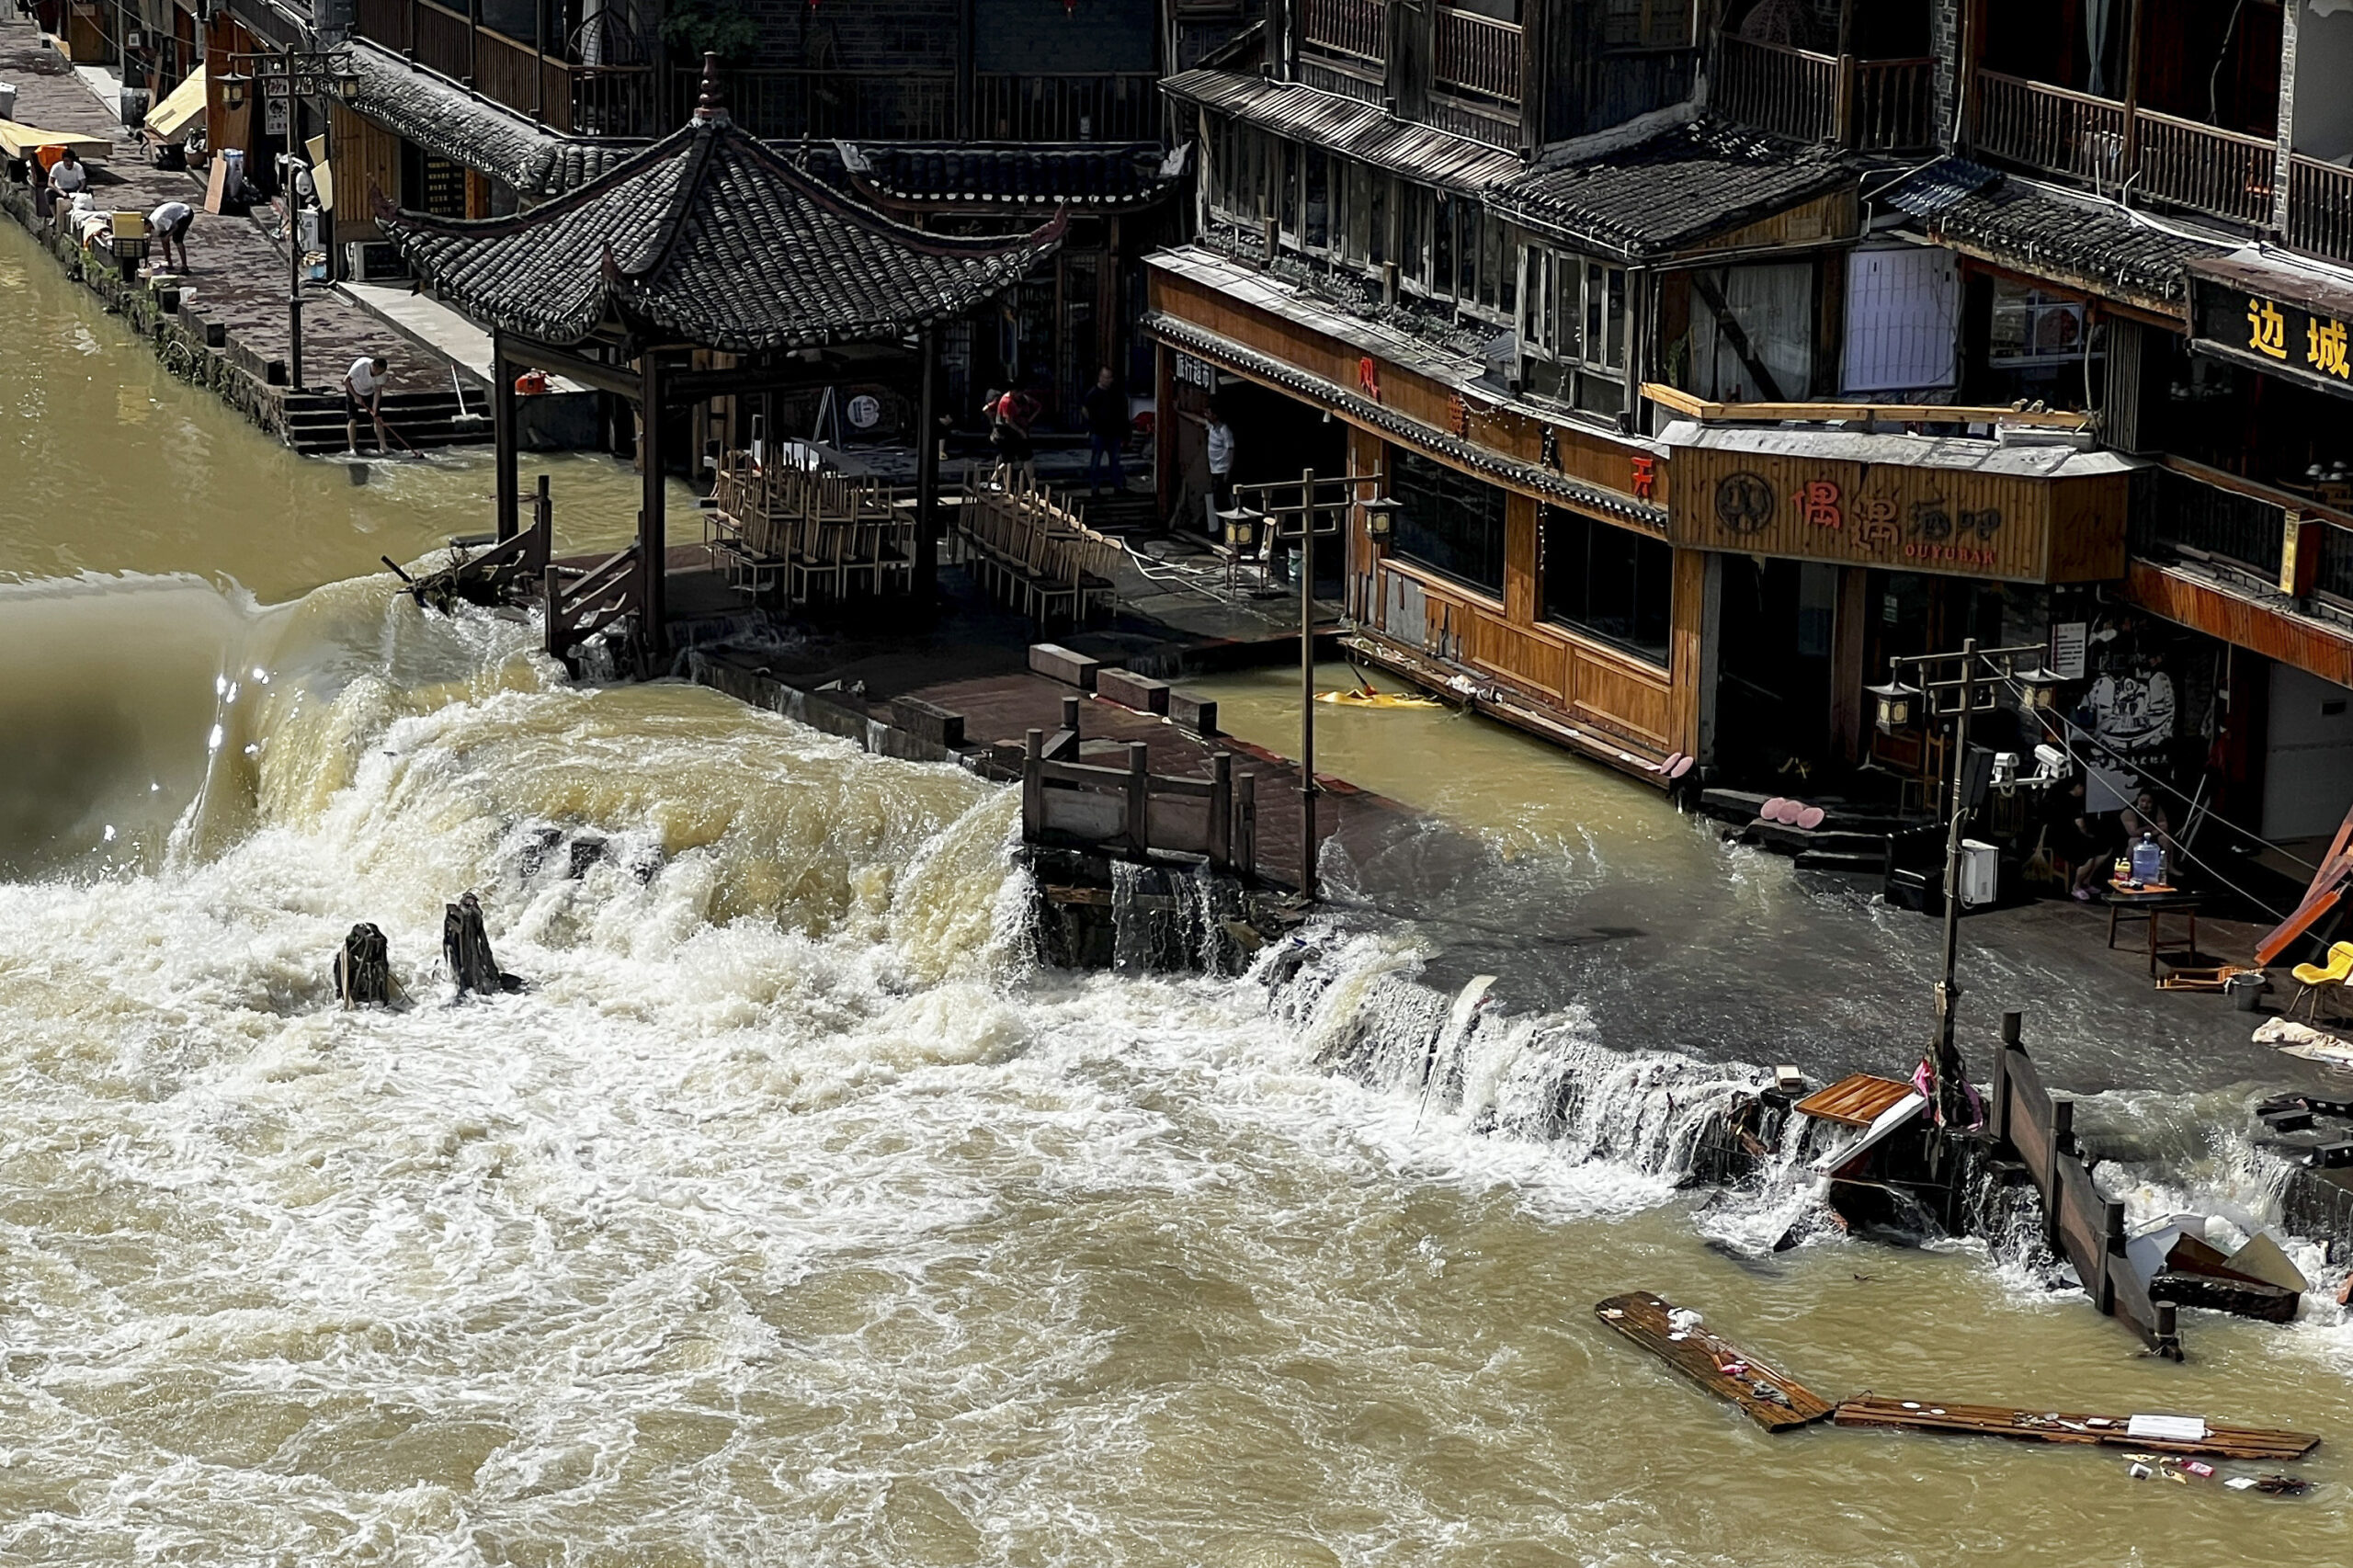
220, 71, 250, 111
2014, 664, 2063, 711
1359, 496, 1402, 540
1868, 675, 1921, 733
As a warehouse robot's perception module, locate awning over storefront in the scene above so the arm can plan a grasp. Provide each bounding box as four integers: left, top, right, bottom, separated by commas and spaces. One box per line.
2187, 253, 2353, 400
145, 65, 206, 145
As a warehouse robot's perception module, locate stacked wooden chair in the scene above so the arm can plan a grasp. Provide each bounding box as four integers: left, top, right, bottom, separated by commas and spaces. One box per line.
954, 467, 1121, 627
703, 453, 916, 607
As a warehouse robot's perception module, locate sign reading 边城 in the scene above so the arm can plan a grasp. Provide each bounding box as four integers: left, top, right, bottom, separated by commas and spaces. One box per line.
2188, 262, 2353, 400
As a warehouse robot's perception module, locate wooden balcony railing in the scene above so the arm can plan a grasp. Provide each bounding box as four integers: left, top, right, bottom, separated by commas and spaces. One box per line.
674, 69, 958, 141
974, 73, 1161, 142
1301, 0, 1385, 62
1853, 56, 1934, 151
2131, 105, 2274, 227
1713, 34, 1837, 144
355, 0, 655, 135
1972, 69, 2280, 230
2289, 154, 2353, 267
2129, 459, 2288, 580
1434, 6, 1522, 103
1972, 68, 2129, 187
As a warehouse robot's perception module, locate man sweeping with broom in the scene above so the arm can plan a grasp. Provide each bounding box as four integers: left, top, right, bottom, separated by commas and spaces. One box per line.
345, 355, 392, 455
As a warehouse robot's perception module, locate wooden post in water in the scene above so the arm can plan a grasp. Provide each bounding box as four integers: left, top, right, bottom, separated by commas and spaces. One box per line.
2100, 1199, 2127, 1313
2051, 1096, 2075, 1157
1237, 771, 1257, 881
1298, 465, 1319, 899
1208, 753, 1233, 872
1022, 729, 1044, 843
541, 564, 563, 663
1993, 1011, 2020, 1150
1125, 743, 1150, 856
531, 473, 551, 572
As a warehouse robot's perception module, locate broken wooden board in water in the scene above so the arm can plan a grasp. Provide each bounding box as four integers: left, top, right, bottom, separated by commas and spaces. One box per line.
1593, 1291, 1834, 1432
1835, 1397, 2320, 1461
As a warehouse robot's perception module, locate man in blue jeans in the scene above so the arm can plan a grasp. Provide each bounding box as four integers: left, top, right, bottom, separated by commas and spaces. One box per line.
1082, 366, 1127, 495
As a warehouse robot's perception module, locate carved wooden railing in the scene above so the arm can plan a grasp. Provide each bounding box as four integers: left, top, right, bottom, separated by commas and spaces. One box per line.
1023, 732, 1241, 874
354, 0, 656, 134
1301, 0, 1385, 62
2289, 153, 2353, 266
1714, 34, 1838, 145
544, 541, 642, 673
1972, 68, 2129, 187
2132, 106, 2275, 226
1853, 56, 1934, 151
973, 73, 1161, 142
1434, 6, 1522, 103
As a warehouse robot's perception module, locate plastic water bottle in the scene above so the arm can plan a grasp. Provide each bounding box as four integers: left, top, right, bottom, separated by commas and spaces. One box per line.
2130, 832, 2164, 885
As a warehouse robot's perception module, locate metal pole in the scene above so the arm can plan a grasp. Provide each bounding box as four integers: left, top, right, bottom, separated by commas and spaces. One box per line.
915, 326, 939, 608
288, 171, 304, 392
1932, 636, 1977, 1122
1299, 464, 1317, 900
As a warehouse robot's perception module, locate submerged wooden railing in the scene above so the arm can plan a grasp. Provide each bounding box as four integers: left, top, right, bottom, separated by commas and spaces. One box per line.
544, 540, 642, 674
1023, 731, 1245, 873
1990, 1012, 2182, 1359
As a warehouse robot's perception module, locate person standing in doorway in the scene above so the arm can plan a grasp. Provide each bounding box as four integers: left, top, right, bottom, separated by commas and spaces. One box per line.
147, 198, 193, 273
1204, 400, 1236, 520
1083, 367, 1127, 496
345, 355, 391, 454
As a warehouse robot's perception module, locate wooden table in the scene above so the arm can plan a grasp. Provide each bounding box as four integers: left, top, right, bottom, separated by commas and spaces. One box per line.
2103, 887, 2204, 976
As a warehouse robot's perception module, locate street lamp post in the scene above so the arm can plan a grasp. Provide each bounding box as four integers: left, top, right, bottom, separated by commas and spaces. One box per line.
1226, 467, 1383, 900
224, 49, 361, 391
1880, 637, 2061, 1122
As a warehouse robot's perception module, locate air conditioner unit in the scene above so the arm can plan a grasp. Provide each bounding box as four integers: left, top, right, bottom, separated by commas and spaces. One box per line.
1960, 839, 2000, 907
344, 240, 407, 281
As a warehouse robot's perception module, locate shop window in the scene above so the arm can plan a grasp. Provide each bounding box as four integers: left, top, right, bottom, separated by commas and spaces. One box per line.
1403, 185, 1427, 284
1603, 0, 1693, 48
1520, 244, 1628, 417
1434, 190, 1457, 295
1392, 447, 1508, 594
1988, 278, 2086, 367
1457, 199, 1480, 304
1541, 506, 1673, 665
1279, 140, 1300, 238
1369, 174, 1388, 267
1305, 147, 1330, 250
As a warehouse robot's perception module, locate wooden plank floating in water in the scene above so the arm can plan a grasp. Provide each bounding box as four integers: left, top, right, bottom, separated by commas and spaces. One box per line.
1792, 1073, 1921, 1129
1593, 1292, 1835, 1433
1835, 1396, 2320, 1461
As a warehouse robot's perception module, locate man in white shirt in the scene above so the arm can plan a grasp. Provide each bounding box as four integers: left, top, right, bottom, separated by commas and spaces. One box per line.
345, 356, 391, 455
1204, 403, 1236, 515
148, 199, 194, 273
41, 147, 86, 223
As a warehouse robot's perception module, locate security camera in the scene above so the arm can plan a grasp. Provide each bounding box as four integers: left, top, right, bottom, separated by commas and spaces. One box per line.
1992, 752, 2020, 789
2033, 743, 2071, 778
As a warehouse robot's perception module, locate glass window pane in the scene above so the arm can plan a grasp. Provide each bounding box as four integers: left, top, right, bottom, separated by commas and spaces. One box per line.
1391, 447, 1508, 594
1459, 201, 1480, 303
1306, 148, 1329, 249
1280, 142, 1299, 236
1370, 176, 1387, 266
1433, 193, 1455, 295
1541, 506, 1671, 665
1606, 267, 1627, 369
1501, 227, 1518, 313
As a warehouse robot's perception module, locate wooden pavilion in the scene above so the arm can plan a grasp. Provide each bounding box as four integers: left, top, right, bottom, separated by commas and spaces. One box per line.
376, 56, 1063, 668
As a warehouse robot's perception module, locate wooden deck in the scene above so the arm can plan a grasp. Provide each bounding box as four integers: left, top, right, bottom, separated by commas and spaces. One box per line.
1593, 1291, 1836, 1433
1834, 1396, 2320, 1461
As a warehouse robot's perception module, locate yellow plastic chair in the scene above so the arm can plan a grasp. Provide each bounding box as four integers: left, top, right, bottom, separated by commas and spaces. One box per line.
2290, 941, 2353, 1021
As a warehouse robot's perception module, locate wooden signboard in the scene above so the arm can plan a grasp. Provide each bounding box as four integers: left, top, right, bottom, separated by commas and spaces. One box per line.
1665, 442, 2128, 585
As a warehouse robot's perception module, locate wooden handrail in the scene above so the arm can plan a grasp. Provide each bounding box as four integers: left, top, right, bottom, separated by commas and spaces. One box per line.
1642, 381, 2093, 429
1973, 66, 2119, 113
2159, 453, 2353, 532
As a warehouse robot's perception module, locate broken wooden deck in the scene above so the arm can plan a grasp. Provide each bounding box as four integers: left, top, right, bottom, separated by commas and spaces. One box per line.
1593, 1291, 1835, 1432
1834, 1396, 2320, 1461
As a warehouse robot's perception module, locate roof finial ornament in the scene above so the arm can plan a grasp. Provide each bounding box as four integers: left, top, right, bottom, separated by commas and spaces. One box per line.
694, 51, 729, 126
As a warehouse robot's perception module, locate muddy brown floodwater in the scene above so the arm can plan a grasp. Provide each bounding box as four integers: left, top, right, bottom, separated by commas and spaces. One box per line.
3, 217, 2351, 1567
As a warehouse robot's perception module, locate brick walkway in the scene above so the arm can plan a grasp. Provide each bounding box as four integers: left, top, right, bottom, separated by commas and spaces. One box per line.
3, 20, 444, 401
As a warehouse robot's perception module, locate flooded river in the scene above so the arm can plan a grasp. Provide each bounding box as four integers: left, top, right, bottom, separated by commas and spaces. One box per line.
4, 215, 2351, 1565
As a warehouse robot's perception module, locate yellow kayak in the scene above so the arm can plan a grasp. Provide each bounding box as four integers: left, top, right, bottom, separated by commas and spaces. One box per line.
1316, 687, 1444, 709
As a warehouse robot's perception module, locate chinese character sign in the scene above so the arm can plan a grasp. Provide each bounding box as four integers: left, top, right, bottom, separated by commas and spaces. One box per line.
2248, 297, 2288, 361
1793, 480, 1842, 529
2310, 315, 2351, 381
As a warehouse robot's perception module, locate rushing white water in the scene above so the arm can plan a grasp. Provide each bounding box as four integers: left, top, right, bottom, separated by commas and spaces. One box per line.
4, 570, 2353, 1565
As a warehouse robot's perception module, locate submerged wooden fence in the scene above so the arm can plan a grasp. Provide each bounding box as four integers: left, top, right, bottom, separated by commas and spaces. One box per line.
1990, 1011, 2182, 1359
1022, 730, 1249, 874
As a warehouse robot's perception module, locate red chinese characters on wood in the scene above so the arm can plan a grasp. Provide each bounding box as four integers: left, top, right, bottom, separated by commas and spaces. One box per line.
1448, 393, 1471, 437
1358, 357, 1381, 402
1631, 454, 1656, 500
1793, 479, 1842, 530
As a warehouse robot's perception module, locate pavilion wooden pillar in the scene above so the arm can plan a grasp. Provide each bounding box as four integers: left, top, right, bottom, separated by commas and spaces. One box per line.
915, 325, 940, 607
493, 328, 520, 541
641, 353, 667, 661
